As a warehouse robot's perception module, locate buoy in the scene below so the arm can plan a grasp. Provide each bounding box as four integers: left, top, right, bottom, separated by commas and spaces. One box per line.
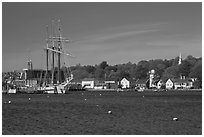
99, 94, 101, 96
8, 101, 11, 104
142, 96, 144, 98
108, 110, 112, 114
28, 98, 31, 101
173, 117, 178, 121
84, 99, 87, 101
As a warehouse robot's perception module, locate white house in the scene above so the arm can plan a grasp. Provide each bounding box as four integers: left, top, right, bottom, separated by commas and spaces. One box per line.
174, 78, 193, 89
82, 78, 95, 89
156, 80, 165, 89
165, 79, 174, 89
165, 78, 194, 90
120, 78, 130, 89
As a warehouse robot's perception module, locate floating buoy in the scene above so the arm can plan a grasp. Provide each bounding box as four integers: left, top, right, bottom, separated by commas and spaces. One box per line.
28, 98, 31, 101
84, 99, 87, 101
142, 96, 145, 98
99, 94, 102, 96
108, 110, 112, 114
173, 117, 178, 121
8, 101, 11, 104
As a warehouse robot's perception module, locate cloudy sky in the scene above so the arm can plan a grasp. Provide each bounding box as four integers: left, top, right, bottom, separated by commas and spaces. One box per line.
2, 2, 202, 72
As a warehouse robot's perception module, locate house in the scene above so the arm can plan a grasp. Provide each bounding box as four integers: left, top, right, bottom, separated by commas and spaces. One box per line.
120, 78, 130, 89
135, 79, 148, 89
156, 79, 166, 89
165, 79, 174, 89
81, 78, 95, 89
173, 78, 193, 89
68, 79, 82, 90
94, 81, 106, 89
165, 78, 194, 89
105, 81, 117, 89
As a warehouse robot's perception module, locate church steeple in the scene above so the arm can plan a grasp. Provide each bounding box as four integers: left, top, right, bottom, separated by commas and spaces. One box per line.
178, 52, 182, 65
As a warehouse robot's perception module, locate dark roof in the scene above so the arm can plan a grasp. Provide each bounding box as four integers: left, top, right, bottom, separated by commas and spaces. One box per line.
82, 78, 95, 81
69, 79, 82, 83
173, 78, 192, 83
135, 79, 148, 84
168, 78, 192, 83
121, 77, 130, 81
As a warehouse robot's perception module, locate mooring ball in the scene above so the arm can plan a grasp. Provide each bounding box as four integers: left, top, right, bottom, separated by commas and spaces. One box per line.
173, 117, 178, 121
108, 110, 112, 114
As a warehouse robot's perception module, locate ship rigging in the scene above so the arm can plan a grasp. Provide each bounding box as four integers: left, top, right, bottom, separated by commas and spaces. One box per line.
38, 19, 74, 93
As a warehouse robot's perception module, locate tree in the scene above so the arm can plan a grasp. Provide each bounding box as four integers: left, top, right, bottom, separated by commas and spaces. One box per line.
189, 60, 202, 80
138, 60, 149, 69
162, 66, 180, 79
135, 65, 148, 79
118, 70, 130, 80
85, 65, 95, 74
172, 57, 180, 66
156, 63, 166, 77
149, 59, 163, 70
94, 67, 105, 80
193, 80, 202, 89
57, 55, 201, 83
186, 55, 197, 67
179, 60, 191, 77
99, 61, 109, 70
72, 68, 90, 80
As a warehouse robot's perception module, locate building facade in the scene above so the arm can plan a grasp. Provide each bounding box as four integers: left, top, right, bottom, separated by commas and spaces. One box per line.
120, 78, 130, 89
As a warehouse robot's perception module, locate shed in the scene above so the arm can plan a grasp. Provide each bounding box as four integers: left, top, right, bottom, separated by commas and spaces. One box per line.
82, 78, 95, 89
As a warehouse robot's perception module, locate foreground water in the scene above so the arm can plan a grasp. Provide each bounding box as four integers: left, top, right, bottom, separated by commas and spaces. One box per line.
2, 90, 202, 135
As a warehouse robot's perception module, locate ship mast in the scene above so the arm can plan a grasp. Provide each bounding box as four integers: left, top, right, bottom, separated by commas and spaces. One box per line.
51, 20, 55, 84
45, 19, 72, 85
45, 25, 49, 85
57, 19, 61, 84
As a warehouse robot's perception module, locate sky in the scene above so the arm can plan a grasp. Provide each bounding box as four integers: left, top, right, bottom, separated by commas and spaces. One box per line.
2, 2, 202, 72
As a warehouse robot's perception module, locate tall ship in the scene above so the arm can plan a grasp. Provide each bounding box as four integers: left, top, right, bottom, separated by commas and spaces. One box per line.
38, 19, 74, 93
14, 20, 74, 94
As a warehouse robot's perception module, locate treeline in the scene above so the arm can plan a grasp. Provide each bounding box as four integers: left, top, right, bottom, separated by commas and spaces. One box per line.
69, 55, 202, 82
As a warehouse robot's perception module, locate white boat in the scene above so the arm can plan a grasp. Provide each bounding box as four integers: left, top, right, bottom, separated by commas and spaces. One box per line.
8, 89, 16, 94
